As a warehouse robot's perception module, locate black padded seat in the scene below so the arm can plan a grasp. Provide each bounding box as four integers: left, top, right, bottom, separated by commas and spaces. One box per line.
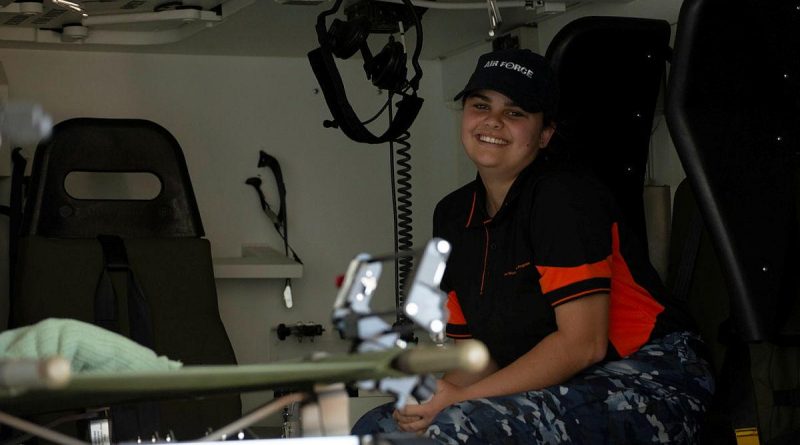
546, 16, 671, 247
666, 0, 800, 442
10, 118, 241, 440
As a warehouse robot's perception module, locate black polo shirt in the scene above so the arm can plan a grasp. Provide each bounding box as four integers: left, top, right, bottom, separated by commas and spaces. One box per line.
433, 158, 688, 368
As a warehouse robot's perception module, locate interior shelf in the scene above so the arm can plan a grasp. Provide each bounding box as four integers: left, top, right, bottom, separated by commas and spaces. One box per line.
213, 245, 302, 279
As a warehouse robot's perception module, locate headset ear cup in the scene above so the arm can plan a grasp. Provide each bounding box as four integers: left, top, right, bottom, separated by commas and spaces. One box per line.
328, 18, 369, 59
365, 41, 408, 91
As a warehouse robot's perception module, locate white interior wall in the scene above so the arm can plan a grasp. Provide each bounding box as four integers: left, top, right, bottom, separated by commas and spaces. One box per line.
0, 47, 461, 416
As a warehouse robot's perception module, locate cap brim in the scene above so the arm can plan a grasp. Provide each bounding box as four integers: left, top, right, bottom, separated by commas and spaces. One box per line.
453, 88, 469, 101
453, 80, 544, 114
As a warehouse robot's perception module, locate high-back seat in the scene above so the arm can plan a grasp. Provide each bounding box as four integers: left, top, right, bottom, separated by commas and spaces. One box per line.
9, 117, 241, 440
666, 0, 800, 443
546, 16, 672, 248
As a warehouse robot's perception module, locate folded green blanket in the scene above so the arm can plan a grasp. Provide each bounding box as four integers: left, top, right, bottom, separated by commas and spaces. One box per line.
0, 318, 182, 373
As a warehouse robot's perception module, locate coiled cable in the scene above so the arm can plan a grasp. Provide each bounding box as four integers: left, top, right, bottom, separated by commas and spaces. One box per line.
388, 98, 415, 327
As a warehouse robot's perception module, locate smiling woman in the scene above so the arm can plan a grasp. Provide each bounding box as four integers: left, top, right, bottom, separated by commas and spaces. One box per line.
351, 48, 715, 444
459, 90, 554, 206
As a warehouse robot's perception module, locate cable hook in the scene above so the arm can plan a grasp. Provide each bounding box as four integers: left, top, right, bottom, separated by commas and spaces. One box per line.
486, 0, 503, 37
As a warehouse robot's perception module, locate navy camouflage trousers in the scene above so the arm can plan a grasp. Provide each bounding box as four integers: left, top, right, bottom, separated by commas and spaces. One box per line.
351, 331, 714, 444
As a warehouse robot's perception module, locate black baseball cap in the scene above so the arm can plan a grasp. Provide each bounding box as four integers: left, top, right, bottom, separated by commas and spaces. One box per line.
454, 48, 559, 118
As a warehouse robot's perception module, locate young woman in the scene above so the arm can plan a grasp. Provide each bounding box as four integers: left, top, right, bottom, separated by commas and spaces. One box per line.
352, 48, 714, 444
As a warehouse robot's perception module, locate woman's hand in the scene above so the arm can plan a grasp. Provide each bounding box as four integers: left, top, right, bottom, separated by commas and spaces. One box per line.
393, 379, 464, 434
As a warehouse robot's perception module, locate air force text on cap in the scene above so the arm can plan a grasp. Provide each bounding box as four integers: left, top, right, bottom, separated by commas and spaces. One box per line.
483, 60, 535, 78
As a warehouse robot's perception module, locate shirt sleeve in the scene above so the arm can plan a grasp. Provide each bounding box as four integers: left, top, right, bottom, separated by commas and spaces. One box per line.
531, 175, 614, 307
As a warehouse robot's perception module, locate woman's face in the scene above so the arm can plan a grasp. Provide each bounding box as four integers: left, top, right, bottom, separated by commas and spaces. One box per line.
461, 89, 555, 179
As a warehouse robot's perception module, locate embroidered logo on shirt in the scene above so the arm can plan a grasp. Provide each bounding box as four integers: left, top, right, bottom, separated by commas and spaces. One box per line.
503, 261, 531, 277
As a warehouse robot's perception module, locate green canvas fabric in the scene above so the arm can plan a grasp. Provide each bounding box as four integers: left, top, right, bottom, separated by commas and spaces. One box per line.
0, 318, 182, 373
750, 343, 800, 443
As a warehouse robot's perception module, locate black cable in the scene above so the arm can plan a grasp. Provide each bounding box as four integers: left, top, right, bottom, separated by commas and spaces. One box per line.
246, 153, 303, 308
245, 178, 303, 265
395, 133, 413, 302
387, 98, 414, 325
388, 100, 400, 318
362, 95, 393, 126
399, 0, 423, 91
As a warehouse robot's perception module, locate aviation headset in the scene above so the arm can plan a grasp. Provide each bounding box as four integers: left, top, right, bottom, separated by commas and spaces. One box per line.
308, 0, 424, 144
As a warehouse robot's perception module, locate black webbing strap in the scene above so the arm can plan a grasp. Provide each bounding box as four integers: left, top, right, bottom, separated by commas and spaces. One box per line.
8, 148, 27, 296
673, 204, 704, 302
722, 342, 761, 444
94, 235, 154, 348
94, 235, 159, 440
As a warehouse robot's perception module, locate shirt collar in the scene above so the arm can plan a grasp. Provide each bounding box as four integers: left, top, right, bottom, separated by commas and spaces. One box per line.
464, 158, 543, 228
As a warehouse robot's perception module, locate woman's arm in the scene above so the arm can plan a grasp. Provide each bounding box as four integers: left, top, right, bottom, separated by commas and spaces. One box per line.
461, 292, 609, 400
441, 339, 500, 388
396, 293, 609, 432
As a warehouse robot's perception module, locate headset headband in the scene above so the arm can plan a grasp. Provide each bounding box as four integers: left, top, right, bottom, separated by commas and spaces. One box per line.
308, 0, 424, 144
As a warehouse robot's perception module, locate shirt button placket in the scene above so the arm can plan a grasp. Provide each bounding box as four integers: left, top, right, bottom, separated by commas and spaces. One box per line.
481, 222, 495, 296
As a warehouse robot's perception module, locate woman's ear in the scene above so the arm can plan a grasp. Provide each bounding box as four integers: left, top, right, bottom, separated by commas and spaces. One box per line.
539, 123, 556, 148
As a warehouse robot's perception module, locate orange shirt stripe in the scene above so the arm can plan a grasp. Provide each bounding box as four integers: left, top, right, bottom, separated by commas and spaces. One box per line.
536, 256, 612, 295
446, 290, 467, 325
607, 223, 665, 356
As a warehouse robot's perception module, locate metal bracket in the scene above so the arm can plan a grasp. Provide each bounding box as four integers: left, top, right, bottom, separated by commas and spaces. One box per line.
331, 238, 451, 409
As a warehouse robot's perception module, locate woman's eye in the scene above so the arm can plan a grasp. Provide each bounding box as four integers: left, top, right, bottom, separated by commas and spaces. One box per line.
506, 110, 525, 118
473, 103, 489, 110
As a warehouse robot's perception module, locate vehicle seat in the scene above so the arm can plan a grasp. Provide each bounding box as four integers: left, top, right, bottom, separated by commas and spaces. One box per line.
9, 117, 241, 441
666, 0, 800, 443
545, 16, 672, 248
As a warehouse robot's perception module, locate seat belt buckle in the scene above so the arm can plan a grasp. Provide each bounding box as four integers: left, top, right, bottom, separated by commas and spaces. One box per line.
735, 427, 760, 445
